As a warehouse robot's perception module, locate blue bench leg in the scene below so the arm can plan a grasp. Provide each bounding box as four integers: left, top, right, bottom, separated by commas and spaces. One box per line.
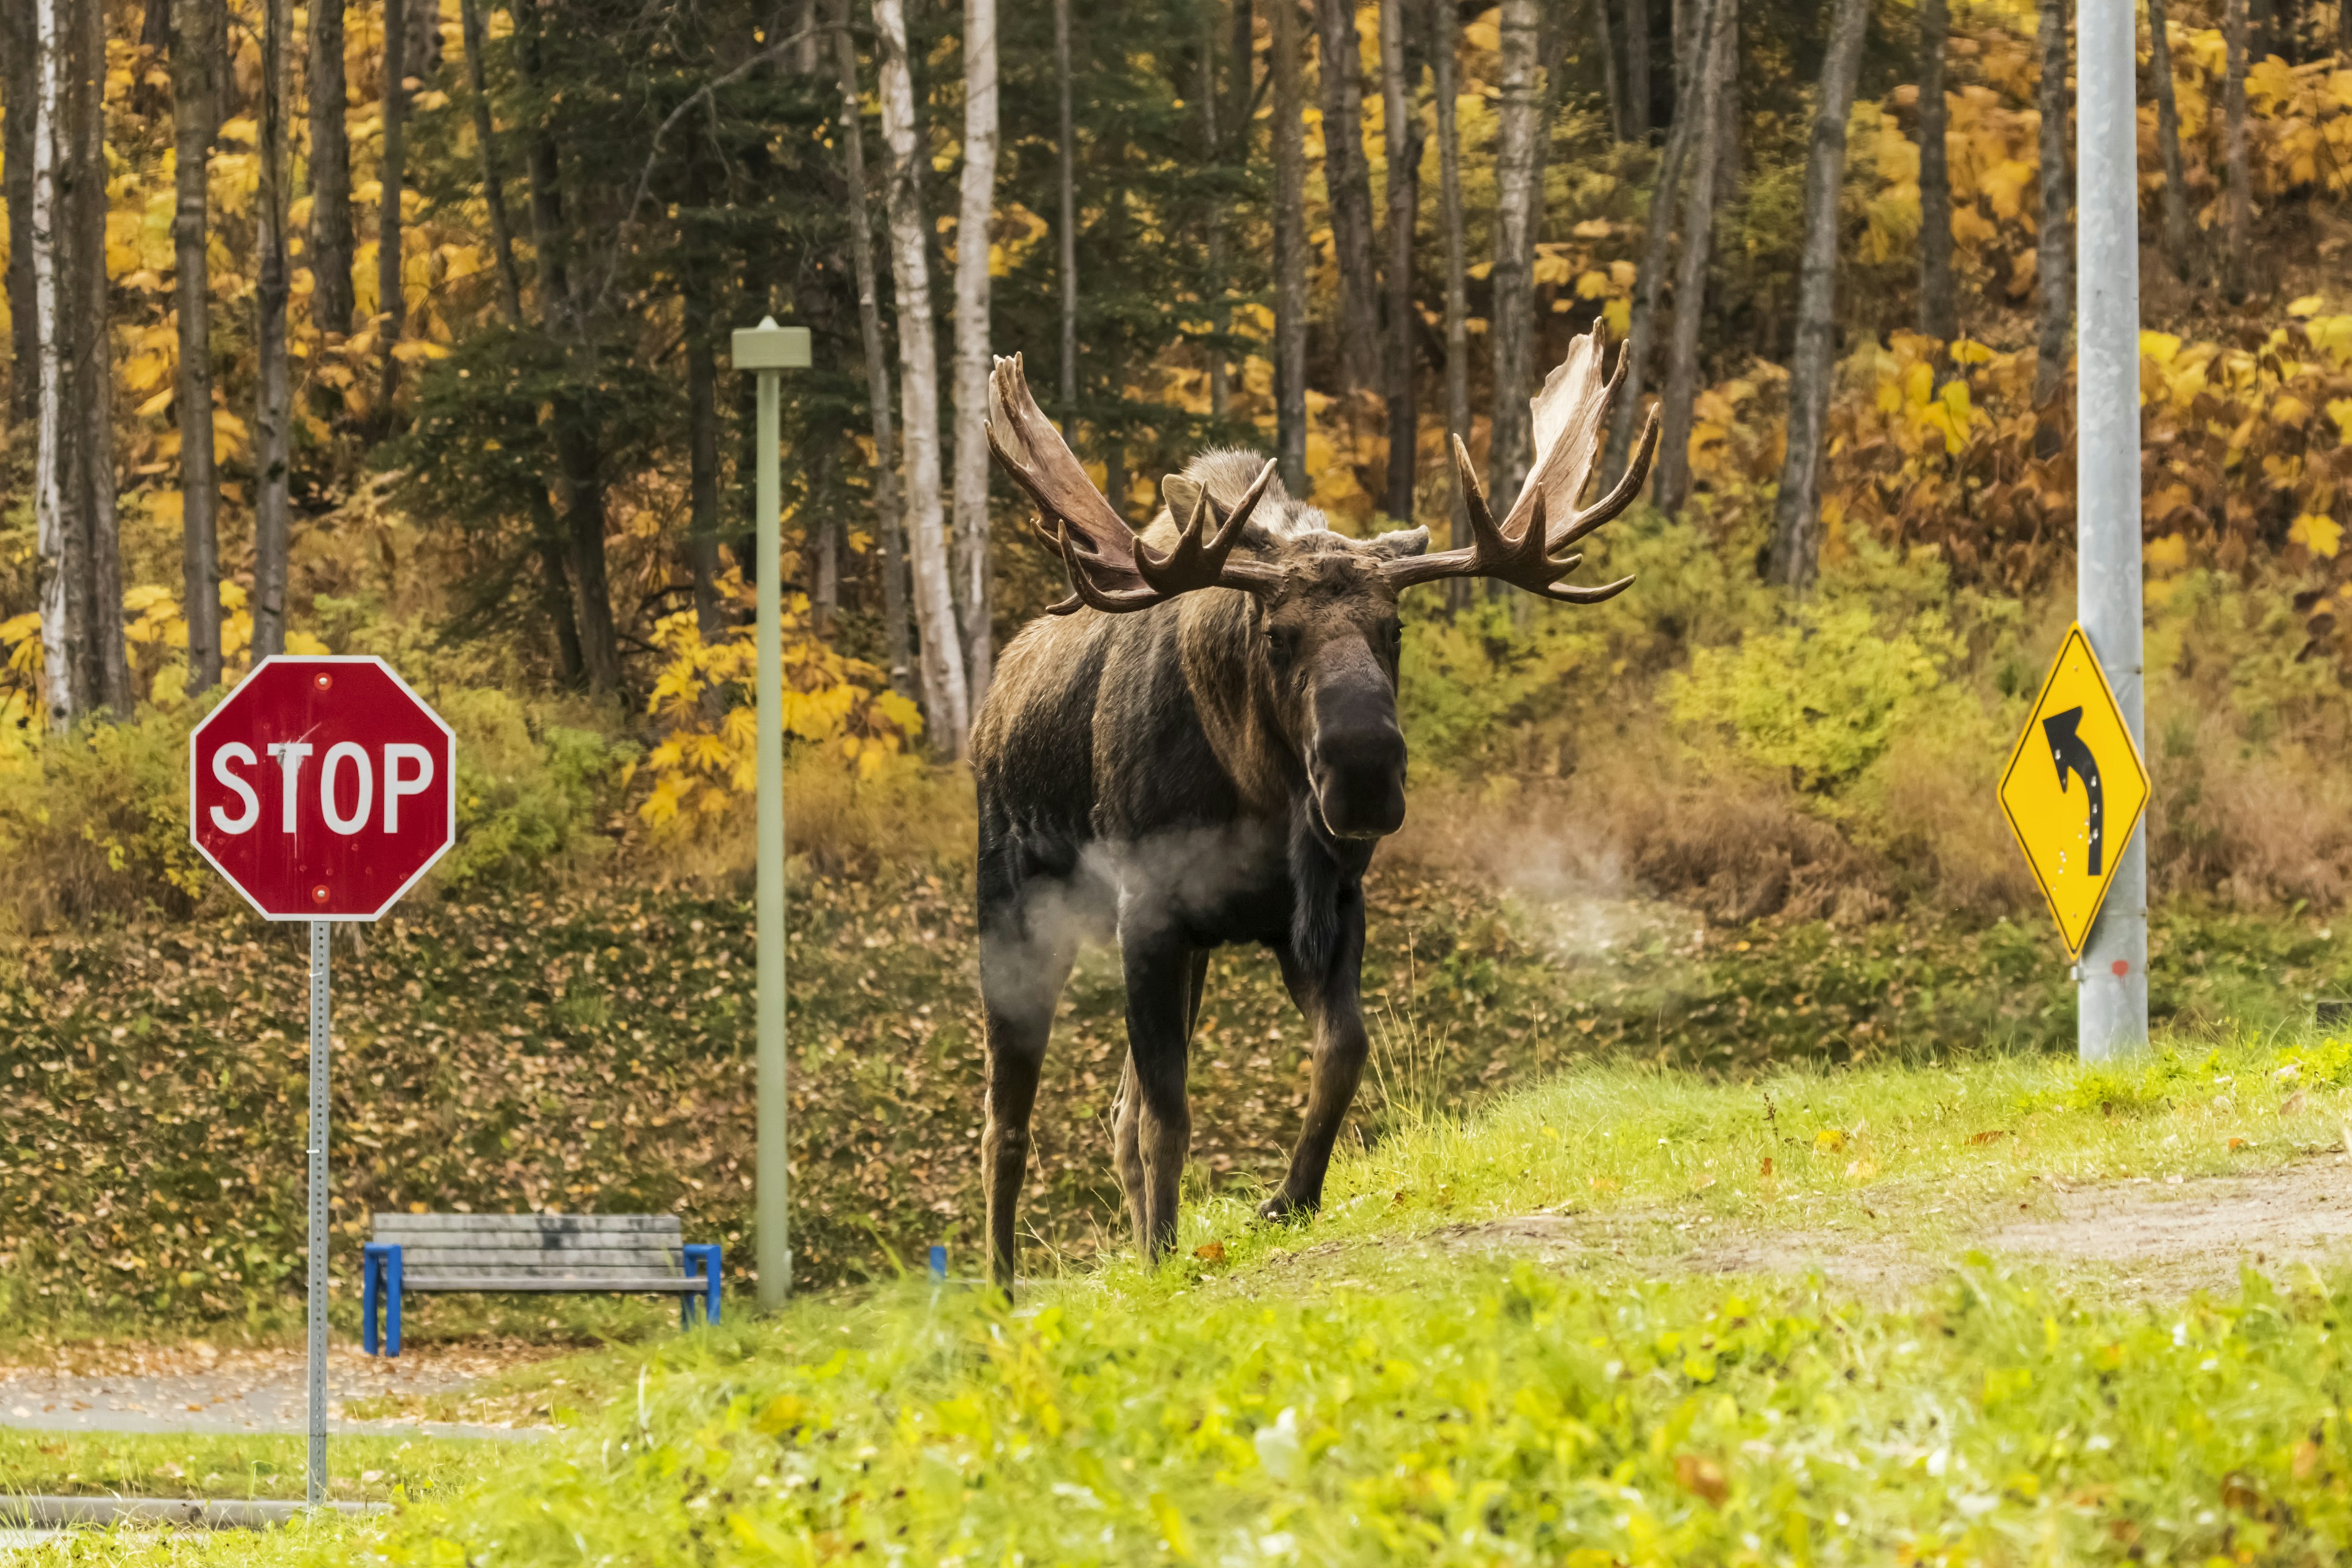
362, 1246, 381, 1356
386, 1246, 404, 1358
682, 1245, 720, 1327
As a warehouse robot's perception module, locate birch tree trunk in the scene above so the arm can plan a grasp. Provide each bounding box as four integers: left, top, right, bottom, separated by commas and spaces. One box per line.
952, 0, 1000, 705
1604, 0, 1719, 482
1766, 0, 1869, 589
462, 0, 577, 683
1202, 11, 1229, 420
378, 0, 409, 413
308, 0, 355, 338
1315, 0, 1381, 394
459, 0, 527, 321
514, 0, 619, 694
1431, 0, 1471, 609
875, 0, 973, 754
74, 0, 128, 711
252, 0, 294, 660
2148, 0, 2196, 281
1488, 0, 1544, 516
3, 0, 36, 430
1272, 0, 1310, 495
1378, 0, 1421, 521
1917, 0, 1956, 349
834, 2, 913, 696
2224, 0, 2252, 299
2032, 0, 2072, 425
1055, 0, 1079, 410
1624, 0, 1650, 138
172, 0, 223, 691
684, 163, 725, 644
32, 0, 74, 725
1592, 0, 1625, 142
1652, 0, 1728, 516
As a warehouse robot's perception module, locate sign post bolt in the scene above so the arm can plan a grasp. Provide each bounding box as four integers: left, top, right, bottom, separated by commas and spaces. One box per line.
731, 315, 812, 1311
2076, 0, 2147, 1060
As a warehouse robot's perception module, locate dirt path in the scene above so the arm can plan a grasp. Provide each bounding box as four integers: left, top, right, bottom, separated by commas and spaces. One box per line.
1446, 1156, 2352, 1297
0, 1341, 554, 1441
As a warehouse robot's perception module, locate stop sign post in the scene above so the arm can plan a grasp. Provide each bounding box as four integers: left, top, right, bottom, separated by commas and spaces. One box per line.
189, 657, 455, 1506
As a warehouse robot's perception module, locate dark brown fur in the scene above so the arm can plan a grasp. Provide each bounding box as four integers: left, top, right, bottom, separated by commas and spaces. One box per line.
972, 453, 1430, 1284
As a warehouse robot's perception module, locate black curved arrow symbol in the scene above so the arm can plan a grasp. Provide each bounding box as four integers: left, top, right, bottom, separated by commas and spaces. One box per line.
2041, 706, 2104, 876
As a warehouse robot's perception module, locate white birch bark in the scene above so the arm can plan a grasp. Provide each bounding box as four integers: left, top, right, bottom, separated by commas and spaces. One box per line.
832, 2, 912, 696
874, 0, 972, 755
952, 0, 1000, 706
32, 0, 70, 725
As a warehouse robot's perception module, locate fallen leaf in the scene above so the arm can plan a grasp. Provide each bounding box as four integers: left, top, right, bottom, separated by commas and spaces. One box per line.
1969, 1129, 2010, 1145
1814, 1128, 1847, 1153
1191, 1242, 1226, 1264
1674, 1452, 1728, 1506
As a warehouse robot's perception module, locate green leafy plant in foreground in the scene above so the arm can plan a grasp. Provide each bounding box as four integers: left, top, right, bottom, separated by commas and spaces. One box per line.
122, 1262, 2352, 1567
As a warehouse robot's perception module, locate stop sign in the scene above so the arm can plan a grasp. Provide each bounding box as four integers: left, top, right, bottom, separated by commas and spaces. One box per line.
189, 656, 456, 921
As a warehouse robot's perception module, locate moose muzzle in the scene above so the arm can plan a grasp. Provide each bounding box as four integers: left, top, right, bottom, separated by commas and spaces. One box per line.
1306, 670, 1408, 840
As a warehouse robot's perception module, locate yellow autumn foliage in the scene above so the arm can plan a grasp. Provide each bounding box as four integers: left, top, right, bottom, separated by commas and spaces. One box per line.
631, 574, 923, 834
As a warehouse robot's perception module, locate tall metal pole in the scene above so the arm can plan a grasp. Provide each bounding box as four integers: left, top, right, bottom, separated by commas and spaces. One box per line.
305, 919, 331, 1505
732, 317, 812, 1309
2076, 0, 2147, 1059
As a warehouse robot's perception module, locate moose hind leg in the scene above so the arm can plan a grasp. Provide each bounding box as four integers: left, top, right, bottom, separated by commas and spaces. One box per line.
1110, 944, 1204, 1250
1112, 949, 1208, 1247
1262, 899, 1370, 1221
1119, 923, 1197, 1261
979, 903, 1077, 1291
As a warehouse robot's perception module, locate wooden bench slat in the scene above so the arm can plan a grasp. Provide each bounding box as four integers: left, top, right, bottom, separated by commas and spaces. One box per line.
402, 1275, 706, 1294
369, 1241, 682, 1260
404, 1265, 687, 1282
369, 1222, 682, 1232
389, 1246, 687, 1268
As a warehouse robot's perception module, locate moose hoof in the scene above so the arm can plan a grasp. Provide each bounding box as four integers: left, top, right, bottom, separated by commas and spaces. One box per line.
1257, 1193, 1316, 1225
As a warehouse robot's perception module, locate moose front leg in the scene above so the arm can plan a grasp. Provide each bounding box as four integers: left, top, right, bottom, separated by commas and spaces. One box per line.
1262, 898, 1370, 1222
1118, 923, 1199, 1262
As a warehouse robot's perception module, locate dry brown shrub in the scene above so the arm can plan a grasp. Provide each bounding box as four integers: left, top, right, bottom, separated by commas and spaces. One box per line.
1393, 740, 1885, 925
2152, 717, 2352, 910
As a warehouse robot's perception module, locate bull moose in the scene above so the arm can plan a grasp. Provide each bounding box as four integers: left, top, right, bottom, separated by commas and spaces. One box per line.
971, 328, 1658, 1287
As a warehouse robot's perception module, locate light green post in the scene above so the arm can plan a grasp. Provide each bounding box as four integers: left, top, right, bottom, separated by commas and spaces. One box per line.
731, 315, 812, 1310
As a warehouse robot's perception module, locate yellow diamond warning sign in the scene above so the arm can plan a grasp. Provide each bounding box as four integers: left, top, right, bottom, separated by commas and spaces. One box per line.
1998, 624, 2150, 957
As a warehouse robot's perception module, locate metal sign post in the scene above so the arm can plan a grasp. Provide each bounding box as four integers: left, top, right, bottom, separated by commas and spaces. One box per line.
305, 921, 331, 1506
729, 316, 813, 1311
2075, 0, 2148, 1059
189, 657, 458, 1507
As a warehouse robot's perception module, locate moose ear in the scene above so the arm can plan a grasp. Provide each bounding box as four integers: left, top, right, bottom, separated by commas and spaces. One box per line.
1363, 526, 1431, 560
1162, 475, 1205, 521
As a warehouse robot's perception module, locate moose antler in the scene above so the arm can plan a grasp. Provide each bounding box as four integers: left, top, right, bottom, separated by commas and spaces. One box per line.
986, 354, 1283, 614
1382, 326, 1659, 603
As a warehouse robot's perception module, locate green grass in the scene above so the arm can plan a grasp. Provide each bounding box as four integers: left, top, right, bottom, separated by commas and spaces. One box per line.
10, 866, 2352, 1341
43, 1031, 2352, 1566
0, 1431, 481, 1505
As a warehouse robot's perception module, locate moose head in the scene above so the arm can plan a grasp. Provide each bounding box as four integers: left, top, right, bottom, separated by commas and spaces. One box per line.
985, 326, 1662, 846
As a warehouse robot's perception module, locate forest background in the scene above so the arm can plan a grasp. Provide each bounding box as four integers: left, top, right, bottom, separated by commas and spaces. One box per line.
6, 0, 2352, 1327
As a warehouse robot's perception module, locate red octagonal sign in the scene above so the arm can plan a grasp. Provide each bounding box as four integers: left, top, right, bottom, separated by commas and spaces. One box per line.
189, 657, 456, 921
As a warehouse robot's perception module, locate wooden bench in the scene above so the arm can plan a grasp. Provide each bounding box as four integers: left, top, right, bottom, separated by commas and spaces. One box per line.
361, 1213, 720, 1357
